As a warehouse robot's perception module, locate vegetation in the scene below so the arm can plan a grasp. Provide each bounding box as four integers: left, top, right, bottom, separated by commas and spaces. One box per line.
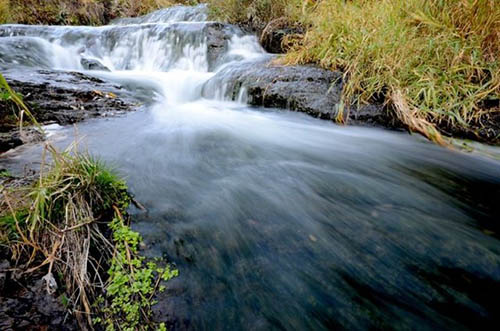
1, 0, 197, 25
0, 73, 177, 329
206, 0, 303, 30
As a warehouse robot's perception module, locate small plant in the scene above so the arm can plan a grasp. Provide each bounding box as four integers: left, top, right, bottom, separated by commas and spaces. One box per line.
95, 208, 178, 331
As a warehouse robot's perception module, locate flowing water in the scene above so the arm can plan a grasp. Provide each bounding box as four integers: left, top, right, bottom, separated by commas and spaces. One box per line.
1, 5, 500, 330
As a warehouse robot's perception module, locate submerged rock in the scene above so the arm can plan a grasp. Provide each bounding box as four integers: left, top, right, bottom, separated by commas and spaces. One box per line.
81, 57, 111, 71
205, 23, 236, 71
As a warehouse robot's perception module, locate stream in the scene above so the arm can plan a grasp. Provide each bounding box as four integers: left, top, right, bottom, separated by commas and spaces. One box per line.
1, 5, 500, 330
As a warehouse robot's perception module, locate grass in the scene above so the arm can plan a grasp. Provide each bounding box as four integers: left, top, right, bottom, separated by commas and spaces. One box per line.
0, 0, 10, 24
3, 0, 198, 25
283, 0, 500, 144
206, 0, 303, 29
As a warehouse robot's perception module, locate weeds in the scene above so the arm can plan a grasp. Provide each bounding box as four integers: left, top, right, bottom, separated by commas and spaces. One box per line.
207, 0, 303, 29
5, 0, 197, 25
95, 208, 178, 330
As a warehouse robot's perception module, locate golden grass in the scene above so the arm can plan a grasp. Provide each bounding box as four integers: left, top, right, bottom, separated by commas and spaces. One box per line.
207, 0, 303, 28
0, 0, 10, 24
5, 0, 192, 25
283, 0, 500, 143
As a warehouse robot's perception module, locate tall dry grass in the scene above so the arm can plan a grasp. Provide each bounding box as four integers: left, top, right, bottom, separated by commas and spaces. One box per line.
284, 0, 500, 143
207, 0, 303, 29
0, 0, 10, 24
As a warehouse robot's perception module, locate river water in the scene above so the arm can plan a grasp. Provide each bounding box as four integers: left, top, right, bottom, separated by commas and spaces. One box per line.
1, 5, 500, 330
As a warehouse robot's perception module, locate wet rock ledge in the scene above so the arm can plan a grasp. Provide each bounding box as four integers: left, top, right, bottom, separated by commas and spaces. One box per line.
203, 59, 392, 127
0, 69, 139, 153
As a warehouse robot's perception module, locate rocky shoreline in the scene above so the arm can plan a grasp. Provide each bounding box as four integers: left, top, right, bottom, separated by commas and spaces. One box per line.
0, 69, 142, 153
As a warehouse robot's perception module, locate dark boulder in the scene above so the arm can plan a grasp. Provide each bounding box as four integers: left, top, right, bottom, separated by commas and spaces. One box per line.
202, 59, 389, 125
259, 18, 303, 54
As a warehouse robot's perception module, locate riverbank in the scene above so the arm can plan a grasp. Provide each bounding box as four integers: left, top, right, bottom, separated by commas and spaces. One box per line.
206, 0, 500, 145
0, 75, 177, 330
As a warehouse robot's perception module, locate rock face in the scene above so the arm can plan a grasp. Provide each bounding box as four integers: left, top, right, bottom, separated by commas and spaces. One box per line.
205, 23, 240, 71
260, 27, 299, 54
202, 59, 389, 125
259, 19, 303, 54
0, 69, 139, 153
0, 128, 44, 154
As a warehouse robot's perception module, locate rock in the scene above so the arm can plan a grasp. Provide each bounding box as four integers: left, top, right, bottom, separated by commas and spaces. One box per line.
205, 23, 239, 71
260, 18, 303, 54
2, 69, 137, 126
81, 57, 111, 71
0, 68, 141, 153
0, 260, 9, 293
0, 128, 44, 154
203, 59, 389, 125
0, 274, 78, 330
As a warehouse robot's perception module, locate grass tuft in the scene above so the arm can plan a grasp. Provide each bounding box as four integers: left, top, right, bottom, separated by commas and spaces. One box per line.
0, 0, 10, 24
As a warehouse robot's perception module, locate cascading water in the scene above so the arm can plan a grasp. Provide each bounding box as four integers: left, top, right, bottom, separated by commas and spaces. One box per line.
1, 5, 500, 330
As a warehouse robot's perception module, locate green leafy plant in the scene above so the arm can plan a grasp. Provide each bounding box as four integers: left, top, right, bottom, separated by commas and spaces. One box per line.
95, 208, 178, 331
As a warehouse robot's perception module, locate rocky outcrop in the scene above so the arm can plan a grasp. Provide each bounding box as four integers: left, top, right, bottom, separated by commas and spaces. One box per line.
202, 59, 390, 126
259, 18, 303, 54
0, 69, 140, 153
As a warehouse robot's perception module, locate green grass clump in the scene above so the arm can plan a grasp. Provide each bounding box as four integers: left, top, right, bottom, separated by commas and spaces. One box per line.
284, 0, 500, 143
2, 145, 178, 330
